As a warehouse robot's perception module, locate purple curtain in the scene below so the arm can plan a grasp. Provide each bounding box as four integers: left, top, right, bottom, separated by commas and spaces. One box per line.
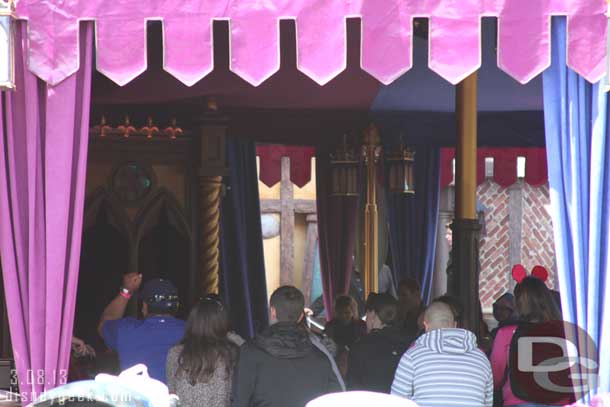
0, 22, 92, 403
316, 150, 359, 320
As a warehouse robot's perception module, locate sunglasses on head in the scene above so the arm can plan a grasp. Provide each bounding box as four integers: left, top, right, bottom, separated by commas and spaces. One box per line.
147, 294, 179, 303
199, 295, 224, 310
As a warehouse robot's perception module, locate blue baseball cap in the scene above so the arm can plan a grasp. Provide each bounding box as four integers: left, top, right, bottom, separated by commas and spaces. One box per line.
140, 278, 179, 304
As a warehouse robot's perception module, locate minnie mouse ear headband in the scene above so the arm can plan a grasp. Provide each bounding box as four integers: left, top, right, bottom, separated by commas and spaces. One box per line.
511, 264, 549, 284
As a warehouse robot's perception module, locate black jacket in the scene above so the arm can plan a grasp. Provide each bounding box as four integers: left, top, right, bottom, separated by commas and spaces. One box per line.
346, 326, 414, 393
232, 322, 342, 407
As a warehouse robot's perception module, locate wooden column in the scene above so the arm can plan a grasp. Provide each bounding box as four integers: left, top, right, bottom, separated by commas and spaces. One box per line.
199, 176, 223, 294
450, 71, 481, 334
280, 157, 295, 285
362, 124, 381, 300
197, 100, 227, 295
508, 182, 524, 272
302, 214, 318, 306
433, 209, 454, 298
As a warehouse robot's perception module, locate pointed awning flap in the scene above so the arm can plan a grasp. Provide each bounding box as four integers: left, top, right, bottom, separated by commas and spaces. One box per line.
15, 0, 606, 88
440, 147, 548, 188
257, 145, 316, 188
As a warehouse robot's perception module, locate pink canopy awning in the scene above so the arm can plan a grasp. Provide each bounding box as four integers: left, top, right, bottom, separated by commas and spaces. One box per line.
15, 0, 606, 88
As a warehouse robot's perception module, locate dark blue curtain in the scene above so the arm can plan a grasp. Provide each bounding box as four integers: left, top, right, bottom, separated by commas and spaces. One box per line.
220, 136, 269, 339
384, 144, 441, 304
316, 151, 359, 320
543, 17, 610, 399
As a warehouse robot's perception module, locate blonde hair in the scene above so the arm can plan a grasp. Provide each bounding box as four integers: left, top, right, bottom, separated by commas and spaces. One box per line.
334, 295, 357, 322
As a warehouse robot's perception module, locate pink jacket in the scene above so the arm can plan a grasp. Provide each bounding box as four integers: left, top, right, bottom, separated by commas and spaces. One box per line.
490, 325, 572, 406
490, 325, 525, 406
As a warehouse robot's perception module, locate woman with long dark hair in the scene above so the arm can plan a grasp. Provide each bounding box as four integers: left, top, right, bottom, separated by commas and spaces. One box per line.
490, 276, 567, 407
166, 296, 238, 407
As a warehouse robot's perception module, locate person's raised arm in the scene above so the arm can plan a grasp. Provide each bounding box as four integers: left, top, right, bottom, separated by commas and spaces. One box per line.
97, 272, 142, 336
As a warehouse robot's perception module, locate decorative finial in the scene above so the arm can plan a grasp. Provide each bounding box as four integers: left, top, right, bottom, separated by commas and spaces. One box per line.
141, 116, 159, 139
362, 123, 381, 149
206, 97, 219, 112
164, 118, 183, 140
93, 115, 111, 137
117, 116, 136, 138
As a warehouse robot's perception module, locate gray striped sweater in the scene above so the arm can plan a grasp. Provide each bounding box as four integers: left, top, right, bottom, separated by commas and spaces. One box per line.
391, 328, 493, 407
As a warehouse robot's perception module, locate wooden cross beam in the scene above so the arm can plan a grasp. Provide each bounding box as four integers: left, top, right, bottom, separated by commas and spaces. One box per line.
259, 157, 317, 288
280, 157, 295, 286
260, 199, 316, 214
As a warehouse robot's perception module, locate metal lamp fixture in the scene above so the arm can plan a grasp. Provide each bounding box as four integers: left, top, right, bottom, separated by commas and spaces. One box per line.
329, 134, 359, 196
0, 0, 15, 91
386, 138, 416, 194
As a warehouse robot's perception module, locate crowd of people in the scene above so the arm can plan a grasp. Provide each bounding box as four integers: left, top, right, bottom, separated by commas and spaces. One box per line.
83, 268, 575, 407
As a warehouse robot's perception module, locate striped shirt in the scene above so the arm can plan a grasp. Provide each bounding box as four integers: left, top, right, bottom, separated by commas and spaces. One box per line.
391, 328, 493, 407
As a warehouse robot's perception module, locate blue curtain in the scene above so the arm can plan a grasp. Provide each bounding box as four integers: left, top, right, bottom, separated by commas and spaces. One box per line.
384, 143, 441, 303
219, 136, 269, 339
543, 17, 610, 398
311, 245, 323, 305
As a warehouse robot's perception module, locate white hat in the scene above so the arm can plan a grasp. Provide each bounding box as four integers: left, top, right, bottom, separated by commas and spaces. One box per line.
306, 391, 419, 407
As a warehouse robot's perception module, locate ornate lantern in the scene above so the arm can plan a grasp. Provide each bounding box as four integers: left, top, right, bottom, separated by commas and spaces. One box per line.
386, 139, 415, 194
330, 135, 359, 196
0, 0, 15, 91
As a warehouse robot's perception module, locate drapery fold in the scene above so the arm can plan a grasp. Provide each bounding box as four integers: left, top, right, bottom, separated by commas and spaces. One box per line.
543, 17, 610, 399
316, 150, 359, 320
0, 22, 93, 403
384, 145, 441, 303
220, 136, 269, 339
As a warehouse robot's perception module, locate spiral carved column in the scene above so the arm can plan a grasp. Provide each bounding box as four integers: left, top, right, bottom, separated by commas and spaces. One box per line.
196, 97, 227, 298
199, 175, 223, 295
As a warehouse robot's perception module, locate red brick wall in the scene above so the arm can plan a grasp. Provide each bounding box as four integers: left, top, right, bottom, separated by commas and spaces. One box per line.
520, 183, 557, 289
477, 181, 511, 308
476, 182, 557, 309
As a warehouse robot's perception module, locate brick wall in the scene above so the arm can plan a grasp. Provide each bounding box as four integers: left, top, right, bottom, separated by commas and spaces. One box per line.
476, 181, 557, 309
520, 183, 557, 289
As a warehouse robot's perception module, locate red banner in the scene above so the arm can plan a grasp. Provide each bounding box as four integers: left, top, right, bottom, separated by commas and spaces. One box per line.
256, 145, 316, 188
440, 147, 548, 188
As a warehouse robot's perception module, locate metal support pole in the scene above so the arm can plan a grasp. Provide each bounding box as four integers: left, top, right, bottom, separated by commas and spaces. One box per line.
362, 124, 381, 300
450, 72, 481, 335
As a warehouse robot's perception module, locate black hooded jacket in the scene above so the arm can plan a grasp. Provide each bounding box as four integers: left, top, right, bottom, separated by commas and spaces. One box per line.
232, 322, 342, 407
346, 326, 414, 393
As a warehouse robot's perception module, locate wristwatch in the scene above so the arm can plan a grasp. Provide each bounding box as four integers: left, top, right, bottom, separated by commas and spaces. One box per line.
119, 287, 132, 299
